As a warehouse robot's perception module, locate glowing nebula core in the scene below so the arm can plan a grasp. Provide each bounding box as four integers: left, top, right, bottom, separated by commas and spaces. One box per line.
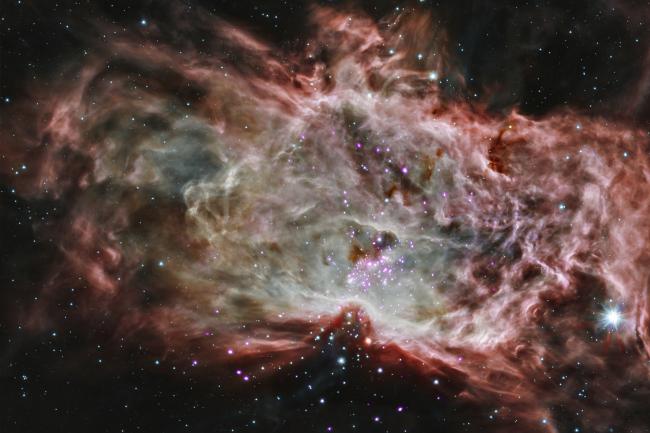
3, 4, 650, 432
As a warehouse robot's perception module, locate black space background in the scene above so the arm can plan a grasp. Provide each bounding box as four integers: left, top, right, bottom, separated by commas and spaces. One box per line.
1, 1, 650, 432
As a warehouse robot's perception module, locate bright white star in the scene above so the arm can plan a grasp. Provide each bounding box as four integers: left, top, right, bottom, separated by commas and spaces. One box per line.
601, 306, 624, 330
606, 310, 621, 326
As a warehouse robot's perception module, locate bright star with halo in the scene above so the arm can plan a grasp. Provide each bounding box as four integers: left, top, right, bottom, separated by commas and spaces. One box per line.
600, 306, 624, 330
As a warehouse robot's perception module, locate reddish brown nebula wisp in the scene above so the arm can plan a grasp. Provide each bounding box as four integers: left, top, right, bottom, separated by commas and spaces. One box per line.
2, 6, 650, 432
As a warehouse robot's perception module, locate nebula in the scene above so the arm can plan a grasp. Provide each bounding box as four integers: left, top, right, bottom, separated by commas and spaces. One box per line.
2, 3, 650, 433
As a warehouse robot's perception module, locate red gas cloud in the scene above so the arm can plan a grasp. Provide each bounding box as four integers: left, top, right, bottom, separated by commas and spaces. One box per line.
2, 5, 649, 432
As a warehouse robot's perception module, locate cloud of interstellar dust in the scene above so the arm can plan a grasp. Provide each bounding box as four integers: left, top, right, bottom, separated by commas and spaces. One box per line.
2, 4, 650, 432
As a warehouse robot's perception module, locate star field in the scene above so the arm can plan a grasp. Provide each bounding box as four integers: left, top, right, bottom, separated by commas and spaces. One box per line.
2, 2, 650, 433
